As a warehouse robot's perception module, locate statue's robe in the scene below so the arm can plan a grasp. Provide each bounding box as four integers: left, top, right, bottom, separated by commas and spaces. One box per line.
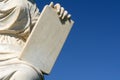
0, 0, 43, 79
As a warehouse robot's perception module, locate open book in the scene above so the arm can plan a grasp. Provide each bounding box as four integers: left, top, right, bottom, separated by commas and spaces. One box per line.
19, 5, 74, 74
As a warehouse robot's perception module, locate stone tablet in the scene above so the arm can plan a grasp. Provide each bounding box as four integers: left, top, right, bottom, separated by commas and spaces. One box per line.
19, 5, 74, 74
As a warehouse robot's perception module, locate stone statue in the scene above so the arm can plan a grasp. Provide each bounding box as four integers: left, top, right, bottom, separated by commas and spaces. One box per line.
0, 0, 73, 80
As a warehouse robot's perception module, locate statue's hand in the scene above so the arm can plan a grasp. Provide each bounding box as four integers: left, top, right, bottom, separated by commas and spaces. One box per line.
49, 2, 71, 20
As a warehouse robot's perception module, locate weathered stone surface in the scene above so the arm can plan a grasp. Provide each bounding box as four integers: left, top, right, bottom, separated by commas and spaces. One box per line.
19, 5, 74, 74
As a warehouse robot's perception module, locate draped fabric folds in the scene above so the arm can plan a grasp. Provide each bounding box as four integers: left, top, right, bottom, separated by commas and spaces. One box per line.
0, 0, 42, 79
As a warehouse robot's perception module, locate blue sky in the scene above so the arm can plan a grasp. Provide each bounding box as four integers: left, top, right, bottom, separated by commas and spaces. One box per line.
35, 0, 120, 80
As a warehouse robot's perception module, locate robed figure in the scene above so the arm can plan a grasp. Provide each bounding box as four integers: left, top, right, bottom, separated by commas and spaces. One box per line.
0, 0, 72, 80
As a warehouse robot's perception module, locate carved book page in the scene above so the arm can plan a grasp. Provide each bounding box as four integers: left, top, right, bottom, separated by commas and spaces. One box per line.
19, 5, 74, 74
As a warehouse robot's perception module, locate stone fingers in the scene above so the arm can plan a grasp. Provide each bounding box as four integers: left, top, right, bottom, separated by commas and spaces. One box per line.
62, 10, 68, 19
60, 8, 71, 20
58, 6, 71, 20
49, 2, 71, 20
54, 3, 61, 14
49, 2, 54, 8
67, 14, 71, 19
59, 7, 64, 18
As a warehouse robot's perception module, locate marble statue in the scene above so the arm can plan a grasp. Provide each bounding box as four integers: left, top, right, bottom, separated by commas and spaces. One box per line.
0, 0, 73, 80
